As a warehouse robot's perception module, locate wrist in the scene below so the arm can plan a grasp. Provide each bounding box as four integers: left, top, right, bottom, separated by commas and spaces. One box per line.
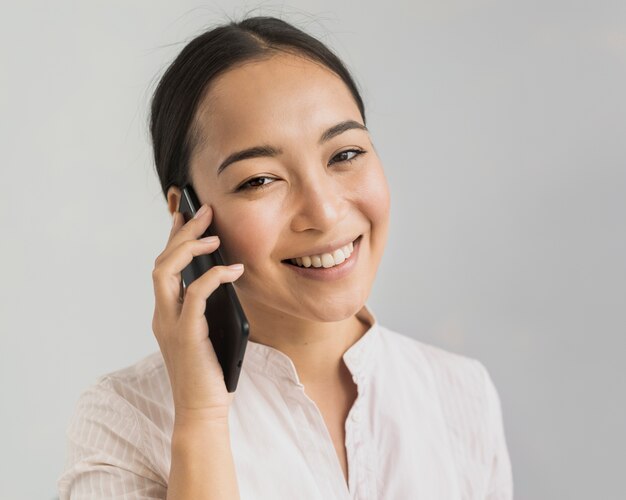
173, 408, 230, 436
172, 416, 232, 453
174, 404, 230, 424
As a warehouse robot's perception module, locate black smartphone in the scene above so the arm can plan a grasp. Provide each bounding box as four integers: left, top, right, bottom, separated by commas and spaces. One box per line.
177, 184, 250, 392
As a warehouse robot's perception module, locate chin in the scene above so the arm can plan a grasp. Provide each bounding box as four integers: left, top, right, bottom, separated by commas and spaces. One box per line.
293, 295, 366, 323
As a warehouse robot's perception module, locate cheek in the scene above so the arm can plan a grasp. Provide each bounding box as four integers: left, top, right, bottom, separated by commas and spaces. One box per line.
211, 203, 280, 265
357, 163, 391, 227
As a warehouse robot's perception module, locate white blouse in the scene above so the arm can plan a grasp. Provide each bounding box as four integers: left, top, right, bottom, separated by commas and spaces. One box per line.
58, 304, 513, 499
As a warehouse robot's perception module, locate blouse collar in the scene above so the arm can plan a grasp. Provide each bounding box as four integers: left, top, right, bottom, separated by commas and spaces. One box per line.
242, 303, 380, 389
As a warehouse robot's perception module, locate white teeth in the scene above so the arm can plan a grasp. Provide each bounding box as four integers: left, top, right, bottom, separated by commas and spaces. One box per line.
332, 248, 346, 265
321, 253, 335, 268
289, 240, 355, 268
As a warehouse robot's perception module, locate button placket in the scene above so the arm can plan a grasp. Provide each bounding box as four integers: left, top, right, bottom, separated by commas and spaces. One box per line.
345, 407, 360, 498
361, 377, 375, 498
347, 368, 370, 499
298, 385, 351, 498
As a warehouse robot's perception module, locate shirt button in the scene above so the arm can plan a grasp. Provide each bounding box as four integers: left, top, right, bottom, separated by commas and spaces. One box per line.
351, 410, 361, 422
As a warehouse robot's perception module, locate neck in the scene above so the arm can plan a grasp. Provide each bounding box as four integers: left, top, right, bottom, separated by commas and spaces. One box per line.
244, 303, 369, 388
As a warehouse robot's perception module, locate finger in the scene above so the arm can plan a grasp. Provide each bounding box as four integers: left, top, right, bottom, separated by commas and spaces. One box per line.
161, 204, 214, 264
152, 237, 222, 322
170, 204, 214, 247
167, 211, 183, 244
179, 264, 245, 327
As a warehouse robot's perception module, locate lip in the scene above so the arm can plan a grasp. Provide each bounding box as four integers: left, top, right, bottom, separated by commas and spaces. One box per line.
281, 235, 362, 281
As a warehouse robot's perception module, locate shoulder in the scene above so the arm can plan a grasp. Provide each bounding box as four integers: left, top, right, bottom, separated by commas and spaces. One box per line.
59, 352, 172, 494
375, 325, 503, 431
98, 350, 167, 388
373, 325, 513, 496
377, 325, 490, 393
72, 351, 173, 443
70, 351, 170, 421
92, 351, 170, 406
67, 349, 170, 435
67, 352, 173, 461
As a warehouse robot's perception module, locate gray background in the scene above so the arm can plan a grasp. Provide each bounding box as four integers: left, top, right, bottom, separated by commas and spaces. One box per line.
1, 1, 625, 499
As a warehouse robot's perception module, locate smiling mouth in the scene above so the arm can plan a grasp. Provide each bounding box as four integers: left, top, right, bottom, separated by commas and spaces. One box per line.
281, 235, 362, 269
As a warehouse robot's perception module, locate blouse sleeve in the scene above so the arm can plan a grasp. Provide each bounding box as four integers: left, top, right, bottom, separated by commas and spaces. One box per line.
480, 364, 514, 499
57, 378, 167, 499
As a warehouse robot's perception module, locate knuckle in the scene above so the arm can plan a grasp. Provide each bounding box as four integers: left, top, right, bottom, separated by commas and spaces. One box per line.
151, 267, 163, 282
151, 317, 163, 337
185, 282, 202, 299
183, 239, 199, 252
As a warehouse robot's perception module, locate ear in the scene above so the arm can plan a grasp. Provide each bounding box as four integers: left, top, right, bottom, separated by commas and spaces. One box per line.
166, 185, 182, 215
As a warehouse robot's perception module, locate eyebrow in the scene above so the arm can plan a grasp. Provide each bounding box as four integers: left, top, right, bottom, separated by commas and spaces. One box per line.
216, 119, 368, 175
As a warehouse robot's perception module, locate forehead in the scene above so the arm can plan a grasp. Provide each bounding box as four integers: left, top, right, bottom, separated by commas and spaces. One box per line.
193, 53, 362, 151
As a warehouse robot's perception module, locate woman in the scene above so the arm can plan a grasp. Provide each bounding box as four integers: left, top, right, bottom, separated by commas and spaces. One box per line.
59, 15, 513, 499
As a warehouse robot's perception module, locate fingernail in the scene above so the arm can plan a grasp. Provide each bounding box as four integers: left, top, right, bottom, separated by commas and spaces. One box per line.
228, 263, 244, 271
199, 236, 219, 244
194, 204, 208, 219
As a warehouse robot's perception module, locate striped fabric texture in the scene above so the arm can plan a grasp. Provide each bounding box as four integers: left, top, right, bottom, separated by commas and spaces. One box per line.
58, 304, 513, 499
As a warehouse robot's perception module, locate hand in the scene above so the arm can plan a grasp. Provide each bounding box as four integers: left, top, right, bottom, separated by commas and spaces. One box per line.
151, 204, 245, 423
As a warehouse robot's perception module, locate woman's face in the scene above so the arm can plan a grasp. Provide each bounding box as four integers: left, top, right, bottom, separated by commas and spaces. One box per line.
170, 52, 390, 324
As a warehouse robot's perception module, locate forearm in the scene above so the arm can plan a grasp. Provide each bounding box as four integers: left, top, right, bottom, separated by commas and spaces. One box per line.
166, 418, 240, 500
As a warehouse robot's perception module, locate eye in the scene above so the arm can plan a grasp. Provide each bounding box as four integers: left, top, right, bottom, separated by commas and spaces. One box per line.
236, 176, 277, 192
329, 148, 367, 166
235, 148, 367, 193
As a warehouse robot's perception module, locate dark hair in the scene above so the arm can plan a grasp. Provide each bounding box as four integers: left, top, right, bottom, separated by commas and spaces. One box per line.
149, 15, 366, 202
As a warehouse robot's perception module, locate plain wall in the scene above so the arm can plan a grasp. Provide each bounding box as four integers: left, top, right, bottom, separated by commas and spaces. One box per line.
1, 1, 625, 499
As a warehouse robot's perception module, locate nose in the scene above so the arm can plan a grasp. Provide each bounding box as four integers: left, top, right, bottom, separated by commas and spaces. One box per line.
289, 168, 350, 233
